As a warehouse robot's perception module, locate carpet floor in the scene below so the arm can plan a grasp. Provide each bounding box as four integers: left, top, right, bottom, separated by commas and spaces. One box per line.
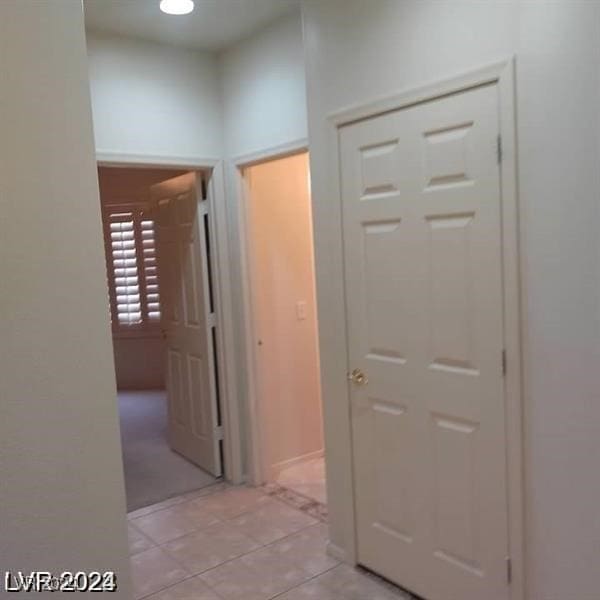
118, 390, 217, 512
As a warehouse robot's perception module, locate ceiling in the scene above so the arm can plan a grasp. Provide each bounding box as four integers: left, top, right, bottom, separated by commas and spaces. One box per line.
83, 0, 300, 52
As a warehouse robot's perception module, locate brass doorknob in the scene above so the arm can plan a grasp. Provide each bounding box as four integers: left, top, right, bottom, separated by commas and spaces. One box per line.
348, 368, 368, 386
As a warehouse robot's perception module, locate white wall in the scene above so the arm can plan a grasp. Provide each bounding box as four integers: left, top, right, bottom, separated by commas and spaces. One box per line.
87, 10, 307, 162
516, 3, 600, 594
219, 10, 308, 158
87, 32, 223, 160
216, 11, 309, 476
0, 2, 131, 595
302, 1, 600, 598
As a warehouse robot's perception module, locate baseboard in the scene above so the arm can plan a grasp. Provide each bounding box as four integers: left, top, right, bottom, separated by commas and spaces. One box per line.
267, 449, 324, 480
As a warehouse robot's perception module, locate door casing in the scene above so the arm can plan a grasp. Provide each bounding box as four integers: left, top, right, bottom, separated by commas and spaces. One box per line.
317, 58, 525, 600
229, 139, 311, 487
96, 154, 243, 486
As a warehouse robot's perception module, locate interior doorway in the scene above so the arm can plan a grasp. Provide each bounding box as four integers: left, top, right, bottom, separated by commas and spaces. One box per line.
97, 166, 223, 512
240, 151, 326, 508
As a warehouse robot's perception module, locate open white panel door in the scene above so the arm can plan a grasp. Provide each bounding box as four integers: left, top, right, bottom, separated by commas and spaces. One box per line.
151, 172, 222, 477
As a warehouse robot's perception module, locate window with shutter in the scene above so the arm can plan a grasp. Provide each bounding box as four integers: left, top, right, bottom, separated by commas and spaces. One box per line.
102, 204, 161, 334
141, 219, 161, 322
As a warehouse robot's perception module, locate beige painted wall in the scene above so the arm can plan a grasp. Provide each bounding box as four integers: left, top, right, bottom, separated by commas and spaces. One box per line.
245, 153, 323, 478
97, 167, 186, 390
0, 2, 131, 594
112, 337, 165, 390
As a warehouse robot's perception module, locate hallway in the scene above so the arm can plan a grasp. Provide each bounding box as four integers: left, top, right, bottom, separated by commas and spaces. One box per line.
127, 484, 412, 600
119, 391, 217, 512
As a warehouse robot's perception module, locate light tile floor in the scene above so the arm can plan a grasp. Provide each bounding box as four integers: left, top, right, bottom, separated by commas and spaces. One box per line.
276, 458, 327, 505
127, 483, 413, 600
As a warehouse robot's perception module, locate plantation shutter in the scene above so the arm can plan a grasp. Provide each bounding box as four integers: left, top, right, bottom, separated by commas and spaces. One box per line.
140, 216, 161, 322
103, 204, 161, 332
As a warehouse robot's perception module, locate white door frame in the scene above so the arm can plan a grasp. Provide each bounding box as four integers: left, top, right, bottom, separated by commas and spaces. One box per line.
229, 138, 310, 486
97, 152, 244, 486
317, 58, 525, 600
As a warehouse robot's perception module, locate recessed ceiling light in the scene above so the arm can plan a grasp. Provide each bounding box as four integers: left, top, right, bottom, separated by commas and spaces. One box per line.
159, 0, 194, 15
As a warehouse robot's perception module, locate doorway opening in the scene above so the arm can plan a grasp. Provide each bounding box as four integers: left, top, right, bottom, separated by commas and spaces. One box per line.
240, 150, 326, 509
97, 166, 224, 512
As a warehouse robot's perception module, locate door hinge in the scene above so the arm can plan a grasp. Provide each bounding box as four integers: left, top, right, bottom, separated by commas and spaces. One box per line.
506, 556, 512, 584
502, 349, 507, 376
215, 425, 224, 441
497, 135, 503, 164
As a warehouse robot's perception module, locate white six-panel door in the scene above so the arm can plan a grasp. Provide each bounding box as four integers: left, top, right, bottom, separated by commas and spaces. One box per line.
151, 173, 222, 476
340, 84, 508, 600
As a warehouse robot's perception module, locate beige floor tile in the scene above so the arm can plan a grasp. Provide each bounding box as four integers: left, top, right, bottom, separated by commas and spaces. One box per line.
176, 497, 226, 526
178, 481, 230, 502
200, 560, 278, 600
131, 501, 221, 544
316, 564, 411, 600
197, 518, 338, 600
229, 498, 317, 544
200, 524, 337, 600
276, 579, 342, 600
162, 521, 260, 575
200, 544, 308, 600
145, 575, 221, 600
289, 482, 327, 505
277, 458, 327, 505
269, 523, 339, 577
128, 495, 188, 520
130, 547, 189, 600
128, 522, 155, 556
189, 485, 270, 520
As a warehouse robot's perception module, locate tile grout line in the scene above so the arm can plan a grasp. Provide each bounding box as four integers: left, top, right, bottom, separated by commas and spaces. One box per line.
131, 485, 320, 548
137, 521, 333, 599
129, 486, 259, 546
267, 563, 341, 600
130, 480, 322, 524
197, 542, 341, 600
136, 573, 197, 600
136, 570, 228, 600
127, 481, 231, 520
131, 485, 332, 600
158, 519, 328, 573
133, 514, 226, 547
133, 488, 409, 600
129, 482, 274, 526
